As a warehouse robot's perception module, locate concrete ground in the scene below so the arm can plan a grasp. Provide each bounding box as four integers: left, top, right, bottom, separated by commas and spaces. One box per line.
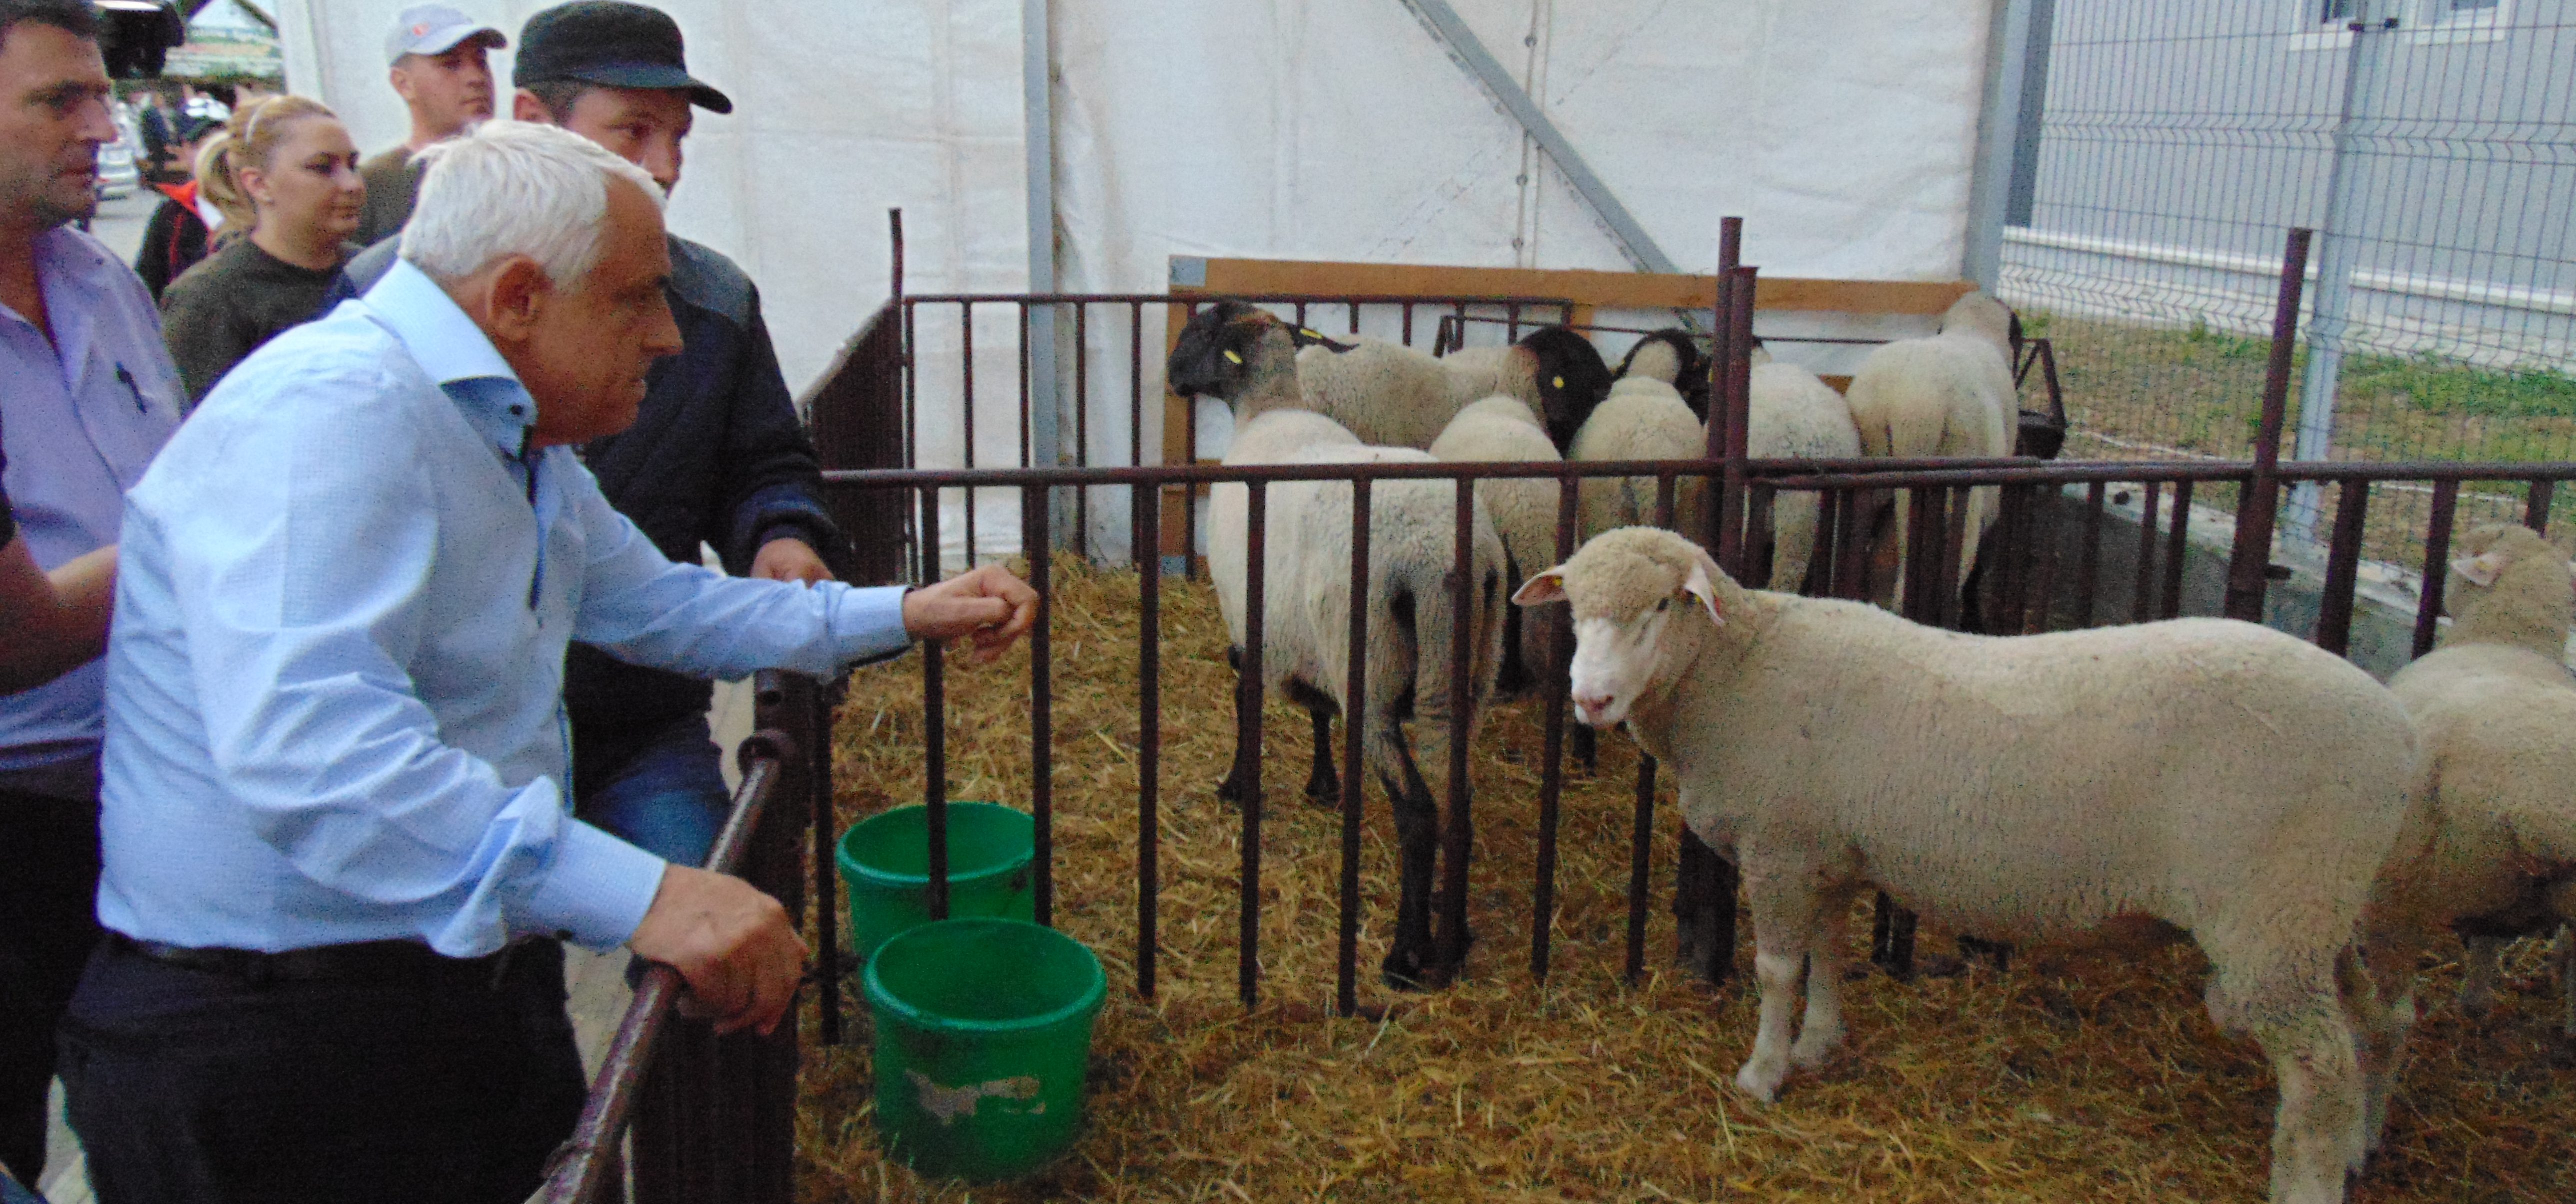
30, 198, 760, 1196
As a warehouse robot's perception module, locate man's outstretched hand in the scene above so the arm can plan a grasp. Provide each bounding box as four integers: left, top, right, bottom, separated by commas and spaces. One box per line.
902, 564, 1040, 664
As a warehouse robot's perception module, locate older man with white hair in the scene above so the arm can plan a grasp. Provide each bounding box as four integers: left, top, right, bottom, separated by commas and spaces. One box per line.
58, 121, 1038, 1204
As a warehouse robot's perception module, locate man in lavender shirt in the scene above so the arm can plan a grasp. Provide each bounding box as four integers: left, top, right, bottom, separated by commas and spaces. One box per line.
0, 0, 182, 1186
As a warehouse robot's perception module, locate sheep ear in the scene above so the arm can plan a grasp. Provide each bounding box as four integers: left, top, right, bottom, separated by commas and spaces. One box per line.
1681, 546, 1728, 628
2452, 552, 2506, 588
1512, 570, 1569, 607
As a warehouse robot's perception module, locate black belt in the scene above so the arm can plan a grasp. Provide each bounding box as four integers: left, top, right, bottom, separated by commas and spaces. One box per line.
109, 932, 540, 990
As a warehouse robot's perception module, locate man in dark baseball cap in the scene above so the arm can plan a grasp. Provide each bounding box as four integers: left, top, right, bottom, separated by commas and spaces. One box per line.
515, 0, 731, 115
506, 3, 850, 884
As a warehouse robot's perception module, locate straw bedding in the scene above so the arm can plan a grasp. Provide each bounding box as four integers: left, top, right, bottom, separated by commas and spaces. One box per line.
796, 559, 2574, 1202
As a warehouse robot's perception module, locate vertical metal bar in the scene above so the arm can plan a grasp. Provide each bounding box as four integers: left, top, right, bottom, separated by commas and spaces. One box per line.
2226, 228, 2312, 620
2132, 481, 2164, 626
1135, 484, 1162, 998
2289, 20, 2398, 539
2316, 482, 2371, 658
1834, 487, 1870, 602
1024, 485, 1054, 926
1719, 216, 1742, 274
1530, 472, 1579, 980
1506, 302, 1522, 342
810, 676, 842, 1047
962, 302, 977, 568
1714, 269, 1757, 575
2528, 480, 2555, 534
1938, 485, 1970, 630
2161, 479, 2194, 622
920, 486, 950, 920
1293, 301, 1308, 331
2025, 486, 2062, 633
1994, 485, 2032, 635
1019, 300, 1034, 468
1336, 478, 1373, 1016
2414, 480, 2460, 660
2077, 482, 2107, 628
1437, 476, 1476, 977
1624, 753, 1656, 986
1076, 303, 1091, 559
1402, 302, 1416, 347
1238, 482, 1268, 1010
1347, 298, 1360, 336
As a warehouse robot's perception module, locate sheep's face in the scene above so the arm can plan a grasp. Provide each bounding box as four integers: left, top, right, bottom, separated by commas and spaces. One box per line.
1512, 528, 1730, 728
2448, 523, 2576, 626
1168, 301, 1293, 400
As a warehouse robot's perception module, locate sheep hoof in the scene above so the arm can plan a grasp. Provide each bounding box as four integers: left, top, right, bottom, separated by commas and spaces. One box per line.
1733, 1060, 1786, 1104
1789, 1030, 1843, 1069
1302, 776, 1342, 810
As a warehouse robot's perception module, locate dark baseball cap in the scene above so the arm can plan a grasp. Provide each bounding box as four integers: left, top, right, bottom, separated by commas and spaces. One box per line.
514, 2, 732, 114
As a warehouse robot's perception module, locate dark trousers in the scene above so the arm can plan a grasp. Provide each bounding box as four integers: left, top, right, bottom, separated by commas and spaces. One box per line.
0, 785, 103, 1186
58, 937, 586, 1204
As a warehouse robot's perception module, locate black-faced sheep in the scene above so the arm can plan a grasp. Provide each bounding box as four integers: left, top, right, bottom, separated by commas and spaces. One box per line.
1174, 302, 1610, 455
1842, 292, 2019, 609
1170, 305, 1510, 990
1515, 526, 2416, 1204
1614, 328, 1711, 418
2355, 524, 2576, 1154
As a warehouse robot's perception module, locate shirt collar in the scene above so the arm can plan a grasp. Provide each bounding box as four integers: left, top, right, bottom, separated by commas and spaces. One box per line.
0, 228, 115, 384
363, 259, 537, 455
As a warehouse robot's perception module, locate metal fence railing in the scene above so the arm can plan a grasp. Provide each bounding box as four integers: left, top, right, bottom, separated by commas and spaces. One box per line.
1996, 0, 2576, 564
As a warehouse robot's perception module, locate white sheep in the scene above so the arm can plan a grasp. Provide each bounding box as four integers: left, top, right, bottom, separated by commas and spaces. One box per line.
1570, 376, 1708, 550
1614, 328, 1710, 418
1430, 396, 1562, 691
1514, 526, 2416, 1204
2353, 524, 2576, 1153
1171, 304, 1510, 989
1196, 302, 1610, 454
1746, 348, 1864, 594
1842, 292, 2019, 609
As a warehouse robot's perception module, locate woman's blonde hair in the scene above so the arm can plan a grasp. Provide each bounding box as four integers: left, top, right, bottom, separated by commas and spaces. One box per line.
195, 94, 338, 238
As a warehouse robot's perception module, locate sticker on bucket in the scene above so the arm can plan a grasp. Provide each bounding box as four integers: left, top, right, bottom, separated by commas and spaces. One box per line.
907, 1070, 1046, 1125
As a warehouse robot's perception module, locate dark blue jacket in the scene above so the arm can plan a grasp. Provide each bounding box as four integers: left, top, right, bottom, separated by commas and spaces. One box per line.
344, 236, 845, 767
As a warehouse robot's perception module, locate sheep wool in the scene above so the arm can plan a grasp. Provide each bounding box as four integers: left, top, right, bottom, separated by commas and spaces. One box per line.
1204, 404, 1509, 990
1843, 292, 2018, 606
1570, 378, 1708, 548
1516, 527, 2414, 1204
1430, 396, 1564, 690
2357, 524, 2576, 1152
1746, 356, 1863, 592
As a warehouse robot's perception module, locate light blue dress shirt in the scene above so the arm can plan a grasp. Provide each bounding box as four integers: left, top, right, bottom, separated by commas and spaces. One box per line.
0, 227, 183, 776
98, 261, 911, 956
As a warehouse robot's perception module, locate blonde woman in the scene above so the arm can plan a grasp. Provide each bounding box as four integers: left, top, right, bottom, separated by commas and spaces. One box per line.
159, 95, 366, 408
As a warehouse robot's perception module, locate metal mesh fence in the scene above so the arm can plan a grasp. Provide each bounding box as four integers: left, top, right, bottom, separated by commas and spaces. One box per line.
1998, 0, 2576, 567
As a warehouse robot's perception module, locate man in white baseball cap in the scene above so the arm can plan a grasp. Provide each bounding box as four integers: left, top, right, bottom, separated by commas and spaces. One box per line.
351, 5, 506, 246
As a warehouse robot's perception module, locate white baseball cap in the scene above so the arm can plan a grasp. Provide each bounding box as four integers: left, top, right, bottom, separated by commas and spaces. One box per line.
384, 6, 508, 68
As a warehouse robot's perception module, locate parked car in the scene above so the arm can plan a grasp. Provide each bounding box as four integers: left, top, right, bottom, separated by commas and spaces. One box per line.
96, 99, 143, 199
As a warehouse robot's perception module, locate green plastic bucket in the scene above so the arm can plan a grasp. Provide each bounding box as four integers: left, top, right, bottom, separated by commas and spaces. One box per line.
836, 802, 1035, 961
864, 918, 1106, 1181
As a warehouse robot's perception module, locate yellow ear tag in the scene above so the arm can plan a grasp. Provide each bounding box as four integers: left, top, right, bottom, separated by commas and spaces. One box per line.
1300, 329, 1322, 340
1553, 376, 1566, 390
1224, 350, 1243, 365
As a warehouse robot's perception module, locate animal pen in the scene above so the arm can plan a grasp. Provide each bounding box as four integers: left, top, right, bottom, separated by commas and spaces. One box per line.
536, 220, 2576, 1202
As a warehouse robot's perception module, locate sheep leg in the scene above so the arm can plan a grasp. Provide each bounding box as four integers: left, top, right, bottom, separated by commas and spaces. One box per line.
2244, 994, 2367, 1204
2456, 932, 2506, 1018
1570, 724, 1598, 774
1287, 688, 1340, 809
1733, 855, 1824, 1103
1214, 647, 1256, 807
1768, 492, 1821, 594
1790, 886, 1860, 1068
2344, 927, 2422, 1162
1377, 726, 1448, 992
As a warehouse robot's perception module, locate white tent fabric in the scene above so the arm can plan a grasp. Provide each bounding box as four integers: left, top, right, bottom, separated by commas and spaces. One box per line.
271, 0, 1994, 566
